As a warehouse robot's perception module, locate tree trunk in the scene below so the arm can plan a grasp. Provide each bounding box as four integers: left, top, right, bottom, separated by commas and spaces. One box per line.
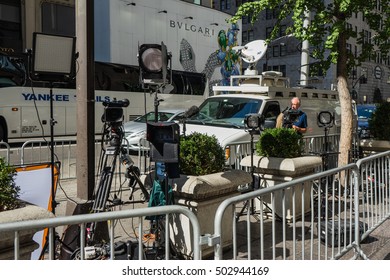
336, 20, 353, 168
337, 76, 353, 167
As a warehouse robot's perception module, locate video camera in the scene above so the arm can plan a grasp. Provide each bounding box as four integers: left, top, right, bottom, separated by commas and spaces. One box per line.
282, 108, 302, 128
101, 98, 130, 124
101, 98, 129, 147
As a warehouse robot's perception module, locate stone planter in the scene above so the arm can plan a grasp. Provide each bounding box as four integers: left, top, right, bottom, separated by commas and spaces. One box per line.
169, 169, 252, 259
0, 203, 55, 260
240, 155, 322, 222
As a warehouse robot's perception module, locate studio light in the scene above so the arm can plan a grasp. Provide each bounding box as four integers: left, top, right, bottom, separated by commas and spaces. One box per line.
244, 113, 265, 131
30, 32, 76, 82
29, 32, 77, 222
317, 111, 334, 128
138, 42, 170, 85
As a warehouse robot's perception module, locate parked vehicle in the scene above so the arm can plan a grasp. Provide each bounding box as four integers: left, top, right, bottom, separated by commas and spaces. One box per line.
357, 104, 376, 139
183, 71, 342, 166
123, 109, 185, 151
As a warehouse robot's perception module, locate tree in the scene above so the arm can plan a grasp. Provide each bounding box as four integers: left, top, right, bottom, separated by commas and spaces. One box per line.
230, 0, 390, 167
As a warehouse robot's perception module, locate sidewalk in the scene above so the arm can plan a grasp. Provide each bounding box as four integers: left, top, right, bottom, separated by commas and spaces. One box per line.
54, 178, 390, 260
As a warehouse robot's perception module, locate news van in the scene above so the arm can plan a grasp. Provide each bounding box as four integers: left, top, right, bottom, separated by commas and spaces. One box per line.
178, 39, 342, 166
182, 70, 341, 166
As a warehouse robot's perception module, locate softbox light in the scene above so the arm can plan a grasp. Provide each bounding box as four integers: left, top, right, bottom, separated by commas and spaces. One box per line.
138, 42, 169, 85
31, 32, 76, 82
244, 113, 265, 131
317, 111, 334, 128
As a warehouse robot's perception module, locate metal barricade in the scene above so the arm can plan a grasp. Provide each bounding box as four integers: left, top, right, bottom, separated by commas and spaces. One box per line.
356, 151, 390, 241
0, 205, 201, 260
210, 161, 368, 260
0, 141, 11, 163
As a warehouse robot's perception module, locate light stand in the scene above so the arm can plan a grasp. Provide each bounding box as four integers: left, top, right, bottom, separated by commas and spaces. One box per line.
245, 114, 264, 191
236, 114, 264, 219
30, 32, 76, 259
316, 111, 338, 219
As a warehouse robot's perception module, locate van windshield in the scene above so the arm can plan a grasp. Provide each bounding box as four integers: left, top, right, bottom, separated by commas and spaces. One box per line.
188, 97, 262, 128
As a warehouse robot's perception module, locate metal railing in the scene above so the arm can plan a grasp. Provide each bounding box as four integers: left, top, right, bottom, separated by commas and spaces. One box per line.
0, 205, 201, 260
211, 151, 390, 260
0, 133, 343, 180
0, 141, 10, 162
1, 151, 389, 260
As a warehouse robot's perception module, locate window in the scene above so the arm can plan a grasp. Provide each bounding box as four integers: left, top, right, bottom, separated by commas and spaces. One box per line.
279, 25, 287, 37
279, 65, 286, 77
196, 97, 262, 127
266, 27, 273, 39
220, 0, 231, 10
248, 30, 254, 42
273, 45, 279, 57
42, 3, 75, 36
0, 1, 22, 52
346, 43, 352, 55
242, 31, 248, 43
263, 102, 281, 121
280, 44, 287, 56
0, 2, 20, 22
226, 0, 231, 9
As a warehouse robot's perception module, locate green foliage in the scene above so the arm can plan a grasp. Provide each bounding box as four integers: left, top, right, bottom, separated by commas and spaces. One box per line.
369, 102, 390, 141
256, 128, 303, 158
0, 157, 21, 212
229, 0, 390, 75
179, 132, 225, 176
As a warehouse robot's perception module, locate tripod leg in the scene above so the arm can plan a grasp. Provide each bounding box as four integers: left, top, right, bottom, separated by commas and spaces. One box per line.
92, 150, 118, 212
236, 200, 250, 222
128, 166, 150, 201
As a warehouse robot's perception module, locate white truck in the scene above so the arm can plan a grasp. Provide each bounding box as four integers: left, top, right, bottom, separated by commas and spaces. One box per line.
183, 71, 342, 167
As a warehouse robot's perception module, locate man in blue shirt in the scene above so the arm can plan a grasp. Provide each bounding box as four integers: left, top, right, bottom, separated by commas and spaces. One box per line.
290, 97, 307, 134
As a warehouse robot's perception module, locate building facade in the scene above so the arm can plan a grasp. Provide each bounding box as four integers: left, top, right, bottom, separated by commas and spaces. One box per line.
0, 0, 240, 91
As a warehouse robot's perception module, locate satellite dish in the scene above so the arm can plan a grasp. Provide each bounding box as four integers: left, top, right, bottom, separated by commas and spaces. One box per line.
241, 40, 267, 64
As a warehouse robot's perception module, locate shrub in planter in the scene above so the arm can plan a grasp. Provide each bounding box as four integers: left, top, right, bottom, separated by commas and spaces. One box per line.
0, 157, 22, 212
369, 102, 390, 141
179, 132, 225, 176
256, 127, 303, 158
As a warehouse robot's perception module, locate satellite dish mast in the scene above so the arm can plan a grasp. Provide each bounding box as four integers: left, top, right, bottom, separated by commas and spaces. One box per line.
233, 40, 267, 76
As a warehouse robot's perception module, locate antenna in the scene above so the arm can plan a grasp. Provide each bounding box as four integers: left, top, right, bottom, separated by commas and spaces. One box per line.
234, 40, 267, 75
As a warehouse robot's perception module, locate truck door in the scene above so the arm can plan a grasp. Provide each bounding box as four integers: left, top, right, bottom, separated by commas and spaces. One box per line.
262, 101, 281, 129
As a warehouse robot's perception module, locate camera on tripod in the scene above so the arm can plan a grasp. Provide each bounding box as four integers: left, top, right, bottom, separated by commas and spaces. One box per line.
101, 98, 129, 147
101, 98, 130, 124
282, 109, 302, 128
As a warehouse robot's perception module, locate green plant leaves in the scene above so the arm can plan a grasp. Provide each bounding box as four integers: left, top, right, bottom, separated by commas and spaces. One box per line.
179, 132, 225, 176
256, 128, 304, 158
0, 157, 21, 212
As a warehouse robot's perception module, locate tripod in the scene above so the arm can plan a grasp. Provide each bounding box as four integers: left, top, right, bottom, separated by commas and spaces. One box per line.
88, 114, 150, 243
58, 100, 151, 259
236, 117, 282, 222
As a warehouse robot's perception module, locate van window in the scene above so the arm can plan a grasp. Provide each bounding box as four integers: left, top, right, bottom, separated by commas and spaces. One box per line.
189, 97, 262, 128
263, 102, 281, 121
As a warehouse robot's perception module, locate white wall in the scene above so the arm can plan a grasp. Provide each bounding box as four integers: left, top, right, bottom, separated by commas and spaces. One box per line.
94, 0, 241, 81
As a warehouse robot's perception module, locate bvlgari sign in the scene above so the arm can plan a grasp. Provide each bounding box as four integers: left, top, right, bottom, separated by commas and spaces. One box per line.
169, 20, 216, 37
